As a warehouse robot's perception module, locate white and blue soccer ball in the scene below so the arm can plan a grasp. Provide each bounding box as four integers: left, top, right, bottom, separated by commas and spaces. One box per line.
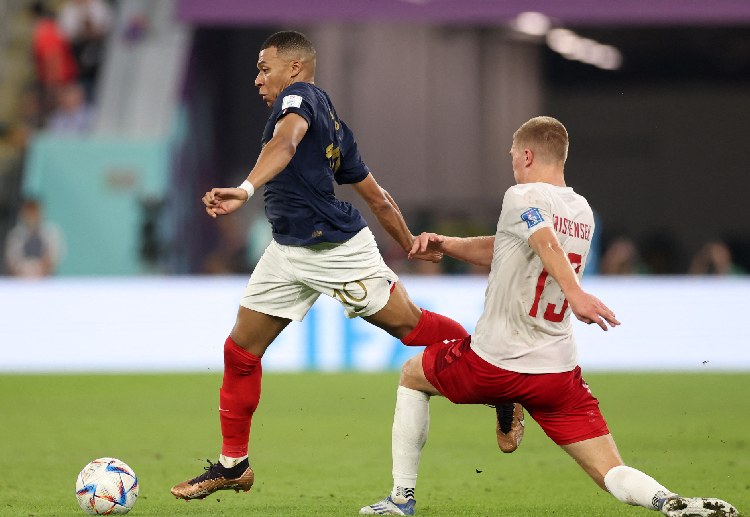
75, 458, 139, 515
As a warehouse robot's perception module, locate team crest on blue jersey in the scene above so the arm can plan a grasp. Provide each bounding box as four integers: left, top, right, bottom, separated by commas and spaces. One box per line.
521, 207, 544, 228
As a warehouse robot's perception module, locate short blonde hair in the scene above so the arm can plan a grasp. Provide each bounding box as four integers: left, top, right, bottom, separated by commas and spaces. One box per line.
513, 116, 569, 165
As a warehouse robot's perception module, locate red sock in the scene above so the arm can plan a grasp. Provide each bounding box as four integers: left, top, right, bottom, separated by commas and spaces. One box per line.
400, 309, 469, 346
220, 336, 262, 458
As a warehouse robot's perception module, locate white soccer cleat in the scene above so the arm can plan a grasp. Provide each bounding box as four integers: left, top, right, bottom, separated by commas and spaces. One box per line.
360, 495, 416, 515
661, 497, 739, 516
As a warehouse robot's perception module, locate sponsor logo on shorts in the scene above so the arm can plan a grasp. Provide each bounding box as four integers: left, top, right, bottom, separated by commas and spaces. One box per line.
333, 280, 369, 313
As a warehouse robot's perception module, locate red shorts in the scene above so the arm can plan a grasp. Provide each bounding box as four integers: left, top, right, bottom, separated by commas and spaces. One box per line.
423, 336, 609, 446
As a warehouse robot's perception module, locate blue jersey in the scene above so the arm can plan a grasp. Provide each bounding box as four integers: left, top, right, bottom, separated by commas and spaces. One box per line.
261, 82, 369, 246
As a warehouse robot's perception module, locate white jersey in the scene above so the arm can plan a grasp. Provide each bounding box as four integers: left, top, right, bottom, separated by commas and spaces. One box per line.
471, 182, 594, 373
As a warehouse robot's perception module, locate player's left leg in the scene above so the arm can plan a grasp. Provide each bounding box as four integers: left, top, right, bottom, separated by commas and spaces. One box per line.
363, 282, 469, 344
535, 369, 674, 510
561, 432, 739, 515
307, 227, 466, 343
561, 434, 625, 490
544, 367, 739, 516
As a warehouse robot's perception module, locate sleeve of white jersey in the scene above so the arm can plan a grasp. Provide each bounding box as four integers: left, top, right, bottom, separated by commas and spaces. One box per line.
502, 185, 554, 242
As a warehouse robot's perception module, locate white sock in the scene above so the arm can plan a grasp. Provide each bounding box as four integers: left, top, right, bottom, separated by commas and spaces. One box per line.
390, 386, 430, 501
219, 454, 248, 468
604, 465, 677, 510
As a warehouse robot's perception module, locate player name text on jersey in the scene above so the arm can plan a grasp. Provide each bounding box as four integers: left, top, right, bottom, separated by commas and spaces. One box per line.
553, 214, 592, 241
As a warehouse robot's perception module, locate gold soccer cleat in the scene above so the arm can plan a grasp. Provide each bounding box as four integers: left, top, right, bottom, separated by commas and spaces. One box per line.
495, 403, 525, 453
171, 459, 254, 500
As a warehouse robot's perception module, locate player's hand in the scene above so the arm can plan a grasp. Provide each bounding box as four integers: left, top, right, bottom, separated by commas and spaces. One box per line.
202, 187, 248, 218
408, 232, 445, 263
567, 291, 620, 331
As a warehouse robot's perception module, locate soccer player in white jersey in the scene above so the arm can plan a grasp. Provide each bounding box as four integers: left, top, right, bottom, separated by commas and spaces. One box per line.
360, 116, 739, 517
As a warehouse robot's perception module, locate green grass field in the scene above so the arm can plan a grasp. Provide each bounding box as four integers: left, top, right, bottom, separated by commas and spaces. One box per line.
1, 372, 748, 516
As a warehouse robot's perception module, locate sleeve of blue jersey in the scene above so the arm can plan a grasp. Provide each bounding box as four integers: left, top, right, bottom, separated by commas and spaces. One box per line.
275, 84, 314, 126
334, 120, 370, 185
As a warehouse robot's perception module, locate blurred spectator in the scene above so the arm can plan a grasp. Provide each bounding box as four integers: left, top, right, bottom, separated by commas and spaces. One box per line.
598, 236, 647, 275
58, 0, 113, 102
29, 1, 78, 126
5, 198, 65, 277
123, 14, 149, 45
202, 215, 249, 274
46, 82, 94, 134
688, 240, 746, 275
641, 232, 682, 274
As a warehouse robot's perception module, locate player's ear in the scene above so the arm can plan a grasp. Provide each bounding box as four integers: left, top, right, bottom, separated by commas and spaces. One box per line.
524, 149, 534, 166
289, 59, 302, 78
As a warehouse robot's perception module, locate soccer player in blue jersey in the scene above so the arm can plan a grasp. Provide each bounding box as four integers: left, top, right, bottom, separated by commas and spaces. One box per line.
170, 30, 521, 501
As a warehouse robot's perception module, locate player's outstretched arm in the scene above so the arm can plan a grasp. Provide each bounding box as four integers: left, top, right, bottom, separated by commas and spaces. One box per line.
528, 227, 620, 331
203, 113, 309, 218
351, 174, 442, 262
409, 233, 495, 267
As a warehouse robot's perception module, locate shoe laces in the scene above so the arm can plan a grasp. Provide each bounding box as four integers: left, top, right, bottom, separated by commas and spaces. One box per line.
188, 459, 225, 485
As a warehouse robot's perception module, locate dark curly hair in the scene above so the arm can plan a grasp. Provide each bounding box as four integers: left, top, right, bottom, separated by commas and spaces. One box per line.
261, 31, 316, 58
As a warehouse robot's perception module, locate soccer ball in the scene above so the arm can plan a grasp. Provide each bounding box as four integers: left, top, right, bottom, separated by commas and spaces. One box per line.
75, 458, 139, 515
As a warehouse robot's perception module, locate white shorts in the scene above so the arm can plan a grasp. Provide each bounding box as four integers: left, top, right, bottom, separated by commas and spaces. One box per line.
240, 227, 399, 321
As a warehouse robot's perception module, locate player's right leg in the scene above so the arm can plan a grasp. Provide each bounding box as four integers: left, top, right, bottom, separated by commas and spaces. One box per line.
360, 353, 438, 515
362, 336, 533, 514
361, 268, 525, 453
172, 240, 318, 499
171, 307, 290, 500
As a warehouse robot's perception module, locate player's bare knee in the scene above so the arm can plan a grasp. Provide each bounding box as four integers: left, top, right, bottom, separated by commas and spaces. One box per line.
399, 355, 422, 388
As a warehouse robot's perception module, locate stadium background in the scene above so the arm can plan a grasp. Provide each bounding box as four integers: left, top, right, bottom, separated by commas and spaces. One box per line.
1, 0, 749, 373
